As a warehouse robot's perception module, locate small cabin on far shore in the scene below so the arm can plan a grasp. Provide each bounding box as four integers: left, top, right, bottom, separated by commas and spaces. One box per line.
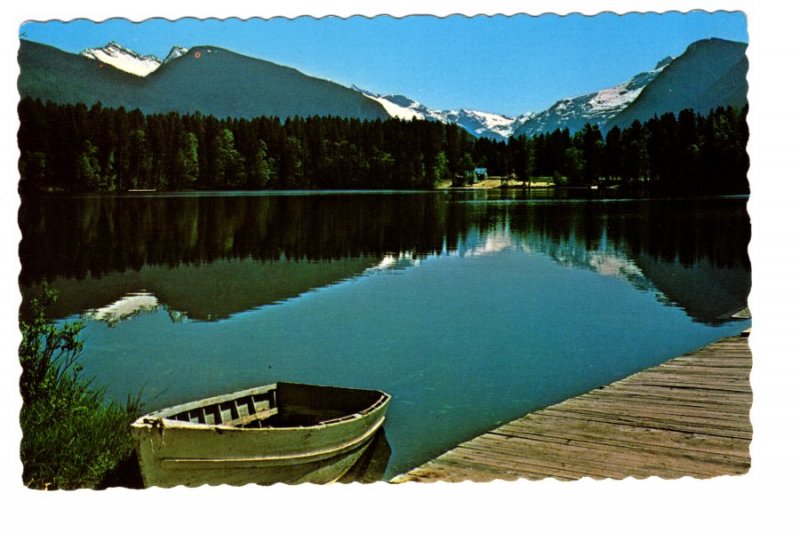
452, 167, 490, 187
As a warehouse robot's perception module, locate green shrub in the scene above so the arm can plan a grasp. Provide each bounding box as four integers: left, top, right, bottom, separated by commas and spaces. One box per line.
19, 287, 141, 489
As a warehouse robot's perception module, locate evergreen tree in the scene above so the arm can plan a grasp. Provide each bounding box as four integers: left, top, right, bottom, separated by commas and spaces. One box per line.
433, 151, 449, 184
252, 140, 276, 189
175, 131, 200, 189
603, 126, 623, 183
76, 140, 102, 191
575, 124, 604, 185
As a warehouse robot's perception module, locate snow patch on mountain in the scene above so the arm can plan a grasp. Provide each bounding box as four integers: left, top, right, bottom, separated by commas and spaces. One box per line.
81, 42, 162, 77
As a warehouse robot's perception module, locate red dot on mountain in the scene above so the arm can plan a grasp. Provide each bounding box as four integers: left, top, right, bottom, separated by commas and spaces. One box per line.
194, 51, 201, 59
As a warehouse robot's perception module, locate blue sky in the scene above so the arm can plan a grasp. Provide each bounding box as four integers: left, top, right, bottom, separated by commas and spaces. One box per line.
21, 12, 747, 116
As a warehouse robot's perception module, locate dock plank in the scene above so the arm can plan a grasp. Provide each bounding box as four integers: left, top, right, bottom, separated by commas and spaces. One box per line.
493, 425, 750, 464
392, 335, 751, 482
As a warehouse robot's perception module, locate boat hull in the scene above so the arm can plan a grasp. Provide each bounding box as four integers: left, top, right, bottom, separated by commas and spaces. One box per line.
130, 382, 390, 487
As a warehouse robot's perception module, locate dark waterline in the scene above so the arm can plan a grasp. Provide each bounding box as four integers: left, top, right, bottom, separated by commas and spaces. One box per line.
19, 190, 751, 478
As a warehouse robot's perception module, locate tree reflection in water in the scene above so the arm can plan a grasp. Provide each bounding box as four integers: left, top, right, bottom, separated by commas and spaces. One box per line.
19, 191, 750, 324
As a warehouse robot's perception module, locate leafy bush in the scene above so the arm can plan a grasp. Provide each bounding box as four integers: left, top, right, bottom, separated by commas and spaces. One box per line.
19, 287, 141, 489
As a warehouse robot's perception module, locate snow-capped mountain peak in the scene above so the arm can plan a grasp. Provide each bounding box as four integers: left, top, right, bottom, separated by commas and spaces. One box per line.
440, 109, 518, 140
163, 45, 189, 64
655, 56, 674, 70
353, 85, 520, 141
514, 57, 673, 136
353, 86, 436, 122
80, 41, 162, 77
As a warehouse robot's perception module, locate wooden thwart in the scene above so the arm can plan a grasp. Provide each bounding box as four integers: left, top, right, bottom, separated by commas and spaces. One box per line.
392, 334, 751, 482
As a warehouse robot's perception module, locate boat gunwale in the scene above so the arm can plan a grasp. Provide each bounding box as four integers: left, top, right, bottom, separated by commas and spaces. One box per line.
157, 415, 387, 468
131, 382, 391, 432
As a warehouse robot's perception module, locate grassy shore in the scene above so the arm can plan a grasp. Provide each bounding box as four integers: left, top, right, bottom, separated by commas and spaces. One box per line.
19, 288, 142, 489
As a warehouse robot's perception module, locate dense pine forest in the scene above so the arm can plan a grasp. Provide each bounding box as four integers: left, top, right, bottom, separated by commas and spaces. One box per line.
18, 98, 748, 194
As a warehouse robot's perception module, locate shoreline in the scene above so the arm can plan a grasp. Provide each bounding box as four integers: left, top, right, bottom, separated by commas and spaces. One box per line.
436, 178, 555, 190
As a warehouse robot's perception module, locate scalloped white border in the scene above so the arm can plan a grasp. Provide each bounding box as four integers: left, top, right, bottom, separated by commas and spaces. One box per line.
3, 2, 799, 533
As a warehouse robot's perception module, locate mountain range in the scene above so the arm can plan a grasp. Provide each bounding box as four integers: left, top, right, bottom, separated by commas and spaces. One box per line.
359, 38, 746, 139
18, 37, 747, 139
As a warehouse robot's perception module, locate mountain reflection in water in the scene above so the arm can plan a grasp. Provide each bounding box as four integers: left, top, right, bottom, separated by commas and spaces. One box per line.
19, 191, 749, 325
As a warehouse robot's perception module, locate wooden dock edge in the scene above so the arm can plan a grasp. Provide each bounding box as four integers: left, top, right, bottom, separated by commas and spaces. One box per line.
391, 334, 752, 483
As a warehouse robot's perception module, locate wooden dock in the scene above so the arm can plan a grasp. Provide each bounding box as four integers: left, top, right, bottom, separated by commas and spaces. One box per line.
392, 334, 751, 482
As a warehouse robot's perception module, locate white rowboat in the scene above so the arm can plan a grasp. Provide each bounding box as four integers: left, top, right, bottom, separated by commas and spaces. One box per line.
130, 382, 391, 487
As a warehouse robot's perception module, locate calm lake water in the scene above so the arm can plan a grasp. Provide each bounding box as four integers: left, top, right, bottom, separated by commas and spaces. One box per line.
19, 190, 751, 478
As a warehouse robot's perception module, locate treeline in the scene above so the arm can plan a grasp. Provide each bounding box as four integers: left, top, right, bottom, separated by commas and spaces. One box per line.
18, 98, 748, 194
494, 106, 749, 194
18, 98, 474, 192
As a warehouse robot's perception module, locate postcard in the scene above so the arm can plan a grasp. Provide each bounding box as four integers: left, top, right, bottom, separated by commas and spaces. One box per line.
6, 2, 796, 532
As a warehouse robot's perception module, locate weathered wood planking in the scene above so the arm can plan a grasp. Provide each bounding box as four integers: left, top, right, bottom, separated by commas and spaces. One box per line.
392, 335, 751, 482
